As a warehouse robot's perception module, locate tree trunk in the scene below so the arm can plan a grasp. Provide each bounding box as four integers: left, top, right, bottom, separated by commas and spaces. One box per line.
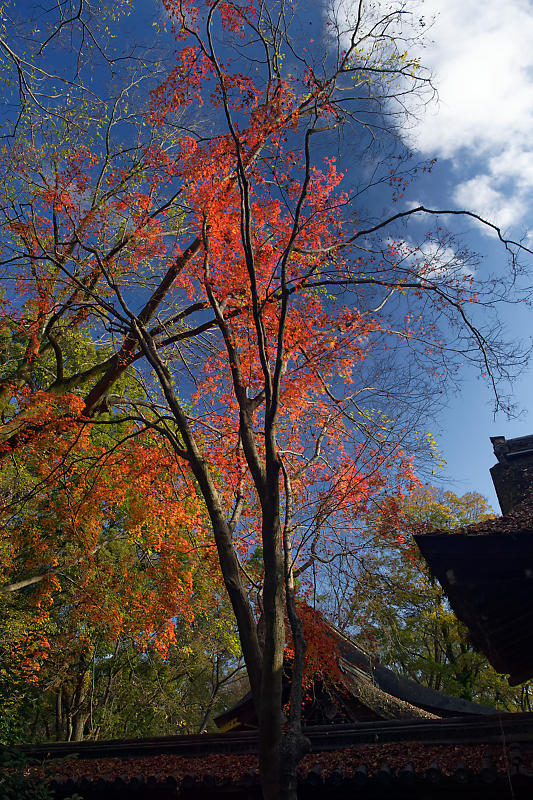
258, 450, 287, 800
68, 665, 92, 741
280, 731, 311, 800
55, 687, 63, 741
70, 710, 88, 742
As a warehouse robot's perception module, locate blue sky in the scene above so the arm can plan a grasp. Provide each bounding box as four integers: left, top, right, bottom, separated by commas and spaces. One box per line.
330, 0, 533, 509
406, 0, 533, 509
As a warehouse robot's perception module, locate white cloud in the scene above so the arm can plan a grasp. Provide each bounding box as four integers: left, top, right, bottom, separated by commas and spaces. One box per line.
418, 240, 473, 280
331, 0, 533, 232
488, 148, 533, 190
409, 0, 533, 158
407, 0, 533, 231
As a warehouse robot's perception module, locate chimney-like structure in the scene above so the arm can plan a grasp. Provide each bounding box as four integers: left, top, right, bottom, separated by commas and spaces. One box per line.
490, 434, 533, 514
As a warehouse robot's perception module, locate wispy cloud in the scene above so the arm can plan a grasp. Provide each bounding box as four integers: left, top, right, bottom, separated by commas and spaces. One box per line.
391, 238, 474, 281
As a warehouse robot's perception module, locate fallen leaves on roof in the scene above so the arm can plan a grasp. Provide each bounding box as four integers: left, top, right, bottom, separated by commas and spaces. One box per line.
25, 741, 532, 786
423, 496, 533, 537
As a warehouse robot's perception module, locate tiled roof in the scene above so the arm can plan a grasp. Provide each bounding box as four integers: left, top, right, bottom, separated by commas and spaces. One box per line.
40, 742, 532, 795
20, 714, 533, 799
337, 657, 438, 721
215, 615, 494, 732
332, 620, 494, 717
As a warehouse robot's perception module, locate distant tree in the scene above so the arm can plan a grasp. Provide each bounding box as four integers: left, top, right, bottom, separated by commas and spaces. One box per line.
342, 487, 532, 710
10, 609, 244, 744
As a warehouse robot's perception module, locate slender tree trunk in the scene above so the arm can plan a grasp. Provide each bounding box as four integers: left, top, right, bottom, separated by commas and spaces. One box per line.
55, 687, 63, 741
281, 470, 311, 800
258, 447, 289, 800
257, 523, 285, 799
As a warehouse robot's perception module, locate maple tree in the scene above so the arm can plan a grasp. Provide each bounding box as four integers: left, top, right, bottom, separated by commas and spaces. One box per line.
0, 417, 243, 743
0, 402, 207, 736
0, 0, 530, 797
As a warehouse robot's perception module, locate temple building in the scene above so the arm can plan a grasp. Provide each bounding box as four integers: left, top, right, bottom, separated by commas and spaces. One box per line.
416, 434, 533, 685
215, 613, 494, 732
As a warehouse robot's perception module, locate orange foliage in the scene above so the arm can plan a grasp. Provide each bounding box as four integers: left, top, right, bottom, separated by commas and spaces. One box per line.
286, 605, 342, 688
2, 423, 214, 681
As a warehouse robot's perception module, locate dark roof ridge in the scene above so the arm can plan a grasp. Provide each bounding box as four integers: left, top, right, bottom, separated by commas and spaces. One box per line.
320, 611, 495, 717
